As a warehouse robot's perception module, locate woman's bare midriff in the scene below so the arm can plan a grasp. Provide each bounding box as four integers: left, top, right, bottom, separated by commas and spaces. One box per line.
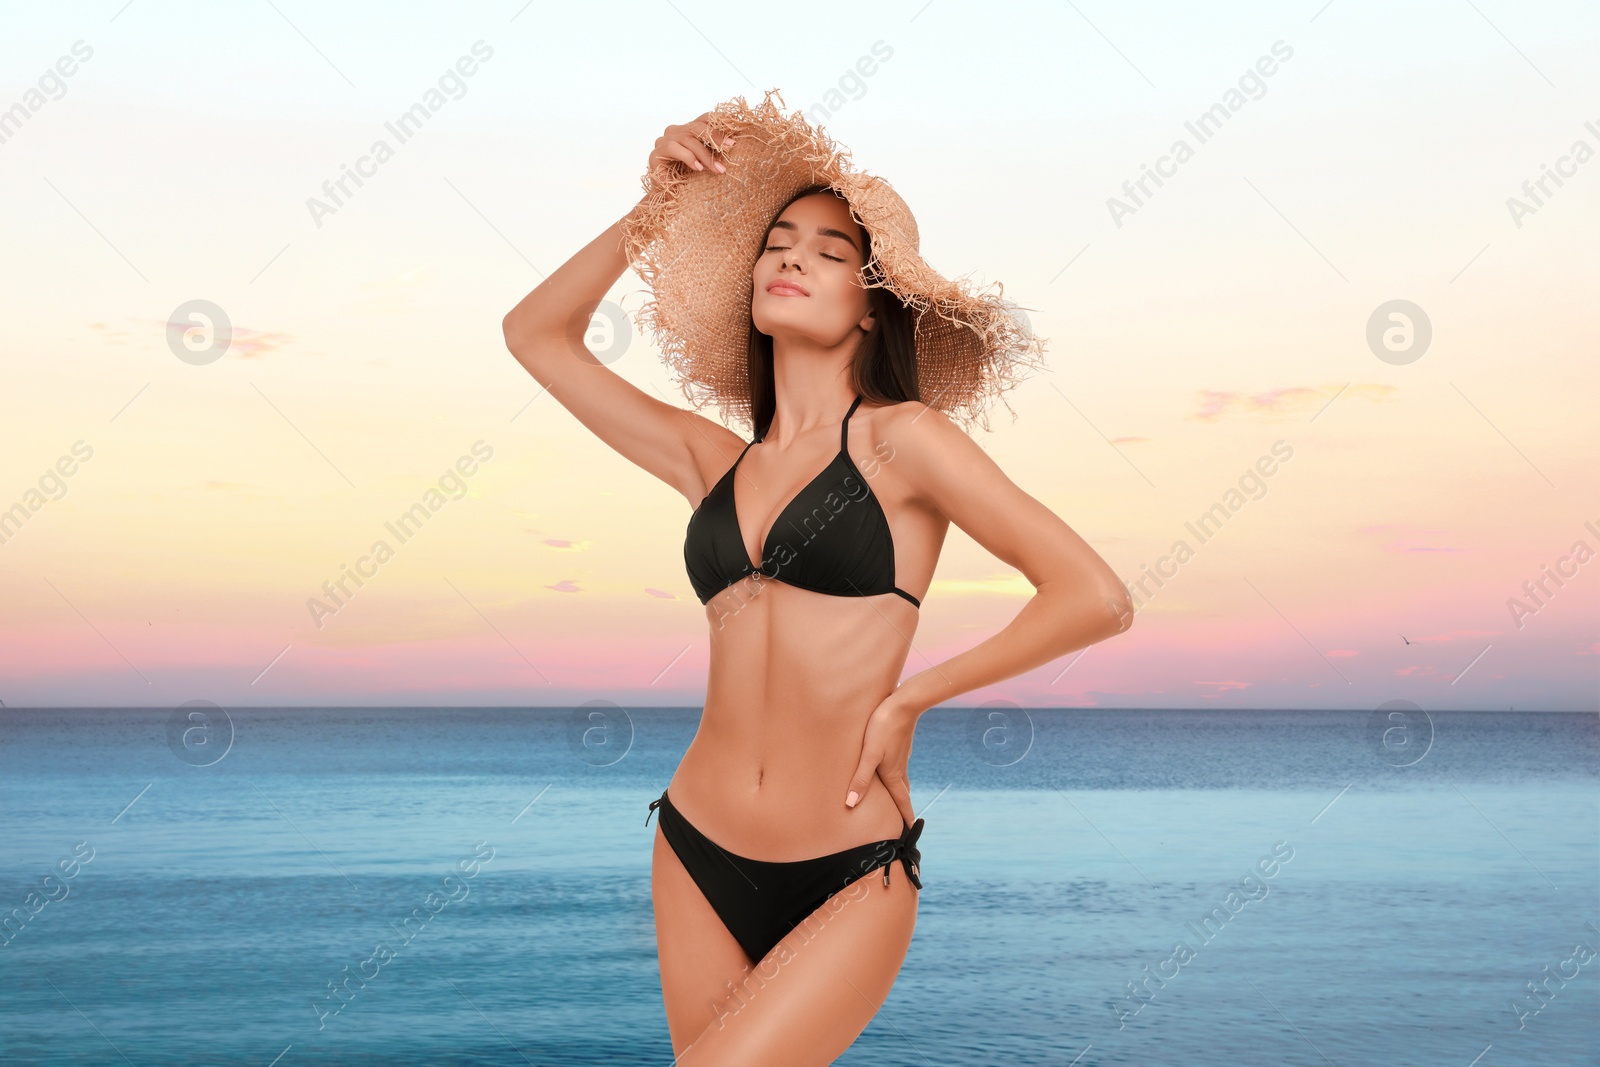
665, 575, 920, 861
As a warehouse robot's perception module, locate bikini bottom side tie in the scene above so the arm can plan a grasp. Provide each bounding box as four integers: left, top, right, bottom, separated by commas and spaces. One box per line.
646, 789, 924, 964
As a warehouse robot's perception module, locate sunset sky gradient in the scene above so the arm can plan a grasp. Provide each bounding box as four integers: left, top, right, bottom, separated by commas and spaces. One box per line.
1, 1, 1595, 710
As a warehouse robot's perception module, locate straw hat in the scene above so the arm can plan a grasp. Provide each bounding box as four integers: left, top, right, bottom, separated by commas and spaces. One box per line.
618, 88, 1047, 434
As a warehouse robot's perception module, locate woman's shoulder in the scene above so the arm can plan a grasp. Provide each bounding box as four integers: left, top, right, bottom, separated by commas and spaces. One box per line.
864, 395, 959, 443
857, 396, 973, 477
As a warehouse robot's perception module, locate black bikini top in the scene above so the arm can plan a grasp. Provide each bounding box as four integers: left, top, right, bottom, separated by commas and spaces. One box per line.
684, 394, 921, 609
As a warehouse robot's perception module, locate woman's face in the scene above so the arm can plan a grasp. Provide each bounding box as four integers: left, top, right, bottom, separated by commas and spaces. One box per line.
750, 192, 873, 348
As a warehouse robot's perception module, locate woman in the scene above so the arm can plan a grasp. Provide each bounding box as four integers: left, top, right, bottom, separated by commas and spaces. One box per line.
502, 93, 1133, 1065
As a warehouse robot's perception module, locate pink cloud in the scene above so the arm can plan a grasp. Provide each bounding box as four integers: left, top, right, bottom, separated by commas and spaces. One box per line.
1407, 629, 1500, 644
144, 316, 292, 359
545, 580, 582, 594
1358, 523, 1469, 555
228, 326, 293, 359
1191, 383, 1396, 422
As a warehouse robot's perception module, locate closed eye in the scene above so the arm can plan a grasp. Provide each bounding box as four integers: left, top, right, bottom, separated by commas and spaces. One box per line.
765, 244, 844, 262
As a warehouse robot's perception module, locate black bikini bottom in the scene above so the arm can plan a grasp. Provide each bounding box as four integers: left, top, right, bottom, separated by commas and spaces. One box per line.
646, 788, 924, 965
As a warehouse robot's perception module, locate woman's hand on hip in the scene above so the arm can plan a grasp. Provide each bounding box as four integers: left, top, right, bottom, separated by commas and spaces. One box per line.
844, 694, 920, 829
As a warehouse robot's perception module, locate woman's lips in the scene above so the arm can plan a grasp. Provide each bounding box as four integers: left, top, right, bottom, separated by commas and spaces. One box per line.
766, 281, 809, 296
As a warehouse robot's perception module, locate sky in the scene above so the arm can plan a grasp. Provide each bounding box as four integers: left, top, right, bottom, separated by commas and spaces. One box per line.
0, 0, 1595, 710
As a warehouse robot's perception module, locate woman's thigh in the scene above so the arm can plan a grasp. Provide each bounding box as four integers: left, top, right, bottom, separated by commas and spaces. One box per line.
668, 856, 920, 1067
651, 825, 758, 1054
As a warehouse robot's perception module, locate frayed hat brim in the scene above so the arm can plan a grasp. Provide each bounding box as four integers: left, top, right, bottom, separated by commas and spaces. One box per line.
619, 88, 1047, 434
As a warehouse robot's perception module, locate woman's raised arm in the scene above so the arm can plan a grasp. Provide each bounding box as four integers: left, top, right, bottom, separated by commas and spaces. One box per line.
500, 113, 743, 508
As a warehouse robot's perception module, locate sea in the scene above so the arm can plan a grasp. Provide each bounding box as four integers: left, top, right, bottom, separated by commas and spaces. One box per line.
1, 707, 1595, 1066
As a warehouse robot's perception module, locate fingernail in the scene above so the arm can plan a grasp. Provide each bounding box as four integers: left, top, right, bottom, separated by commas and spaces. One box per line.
712, 161, 725, 173
846, 791, 859, 808
723, 137, 735, 146
692, 160, 703, 171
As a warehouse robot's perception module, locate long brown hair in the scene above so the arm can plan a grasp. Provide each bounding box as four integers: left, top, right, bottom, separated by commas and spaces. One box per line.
746, 185, 919, 439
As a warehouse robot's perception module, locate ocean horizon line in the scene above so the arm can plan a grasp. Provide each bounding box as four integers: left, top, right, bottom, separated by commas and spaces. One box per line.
1, 704, 1590, 714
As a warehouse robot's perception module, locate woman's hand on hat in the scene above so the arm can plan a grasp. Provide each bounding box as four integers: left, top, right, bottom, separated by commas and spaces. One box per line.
649, 112, 734, 175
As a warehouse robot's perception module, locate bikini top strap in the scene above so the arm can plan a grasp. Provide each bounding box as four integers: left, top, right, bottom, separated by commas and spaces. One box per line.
841, 393, 863, 452
732, 436, 760, 469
